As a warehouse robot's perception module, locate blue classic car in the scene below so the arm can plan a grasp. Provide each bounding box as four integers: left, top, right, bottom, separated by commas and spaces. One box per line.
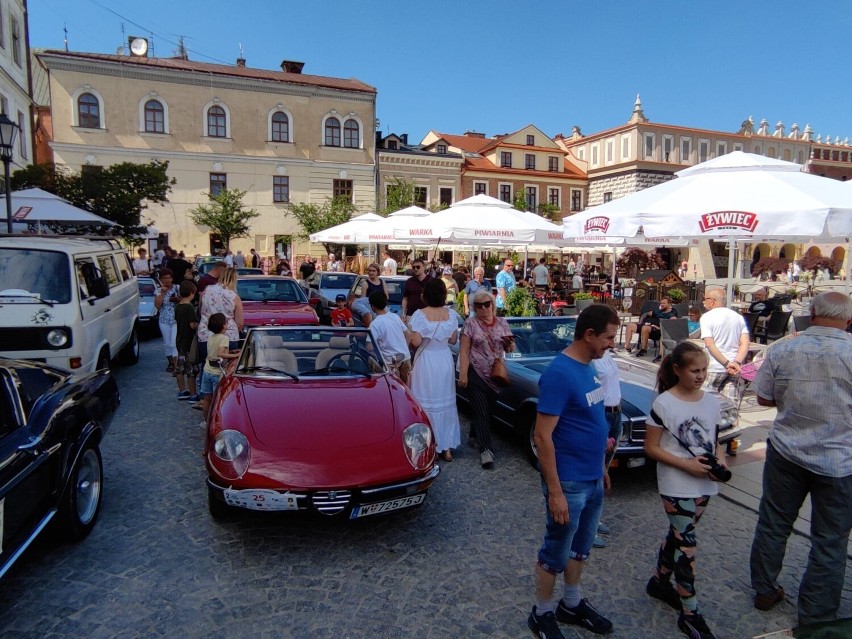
456, 316, 740, 467
0, 359, 119, 579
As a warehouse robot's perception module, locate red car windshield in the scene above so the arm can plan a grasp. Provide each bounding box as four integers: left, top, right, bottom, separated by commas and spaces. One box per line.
237, 279, 307, 303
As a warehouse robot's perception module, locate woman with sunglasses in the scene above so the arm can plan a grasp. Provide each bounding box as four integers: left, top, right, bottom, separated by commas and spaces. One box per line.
457, 288, 515, 469
359, 263, 388, 298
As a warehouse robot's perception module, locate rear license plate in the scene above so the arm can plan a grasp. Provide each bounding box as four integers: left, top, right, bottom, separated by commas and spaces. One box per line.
223, 489, 298, 511
350, 494, 425, 519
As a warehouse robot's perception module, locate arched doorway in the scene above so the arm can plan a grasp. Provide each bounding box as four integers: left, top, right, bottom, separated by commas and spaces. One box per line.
780, 243, 797, 260
831, 246, 845, 263
805, 246, 822, 258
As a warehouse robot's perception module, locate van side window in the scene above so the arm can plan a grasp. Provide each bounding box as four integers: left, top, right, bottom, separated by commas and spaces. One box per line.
118, 253, 133, 281
97, 255, 120, 288
76, 260, 92, 298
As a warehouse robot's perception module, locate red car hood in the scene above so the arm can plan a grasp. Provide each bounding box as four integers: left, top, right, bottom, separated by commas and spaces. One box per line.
242, 301, 318, 326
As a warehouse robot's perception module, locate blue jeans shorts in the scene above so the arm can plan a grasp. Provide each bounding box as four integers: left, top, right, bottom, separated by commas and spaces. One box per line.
537, 477, 604, 574
200, 370, 222, 397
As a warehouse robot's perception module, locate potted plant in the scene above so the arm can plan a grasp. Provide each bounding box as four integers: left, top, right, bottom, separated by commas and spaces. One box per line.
505, 287, 538, 317
667, 288, 686, 303
572, 291, 596, 312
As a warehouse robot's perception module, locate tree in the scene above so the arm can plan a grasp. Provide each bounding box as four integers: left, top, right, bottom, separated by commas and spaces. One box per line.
286, 196, 359, 255
12, 161, 175, 244
512, 188, 527, 212
537, 203, 561, 222
189, 188, 259, 251
382, 176, 417, 216
616, 247, 667, 278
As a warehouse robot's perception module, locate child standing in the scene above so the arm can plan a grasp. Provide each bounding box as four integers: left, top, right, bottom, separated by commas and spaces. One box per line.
368, 291, 411, 383
174, 280, 199, 402
330, 294, 354, 327
200, 313, 240, 419
643, 341, 726, 639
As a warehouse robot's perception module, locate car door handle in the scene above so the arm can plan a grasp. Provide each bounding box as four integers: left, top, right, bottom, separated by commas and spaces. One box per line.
18, 437, 42, 456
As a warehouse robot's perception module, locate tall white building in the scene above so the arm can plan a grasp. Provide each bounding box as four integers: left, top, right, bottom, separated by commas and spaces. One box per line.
0, 0, 33, 171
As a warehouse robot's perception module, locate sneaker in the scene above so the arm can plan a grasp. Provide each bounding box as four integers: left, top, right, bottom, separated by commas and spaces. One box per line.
625, 345, 633, 353
187, 394, 201, 402
480, 449, 494, 469
636, 349, 648, 357
177, 391, 191, 400
754, 586, 784, 611
593, 535, 607, 548
555, 598, 612, 635
646, 576, 681, 611
652, 355, 662, 363
597, 522, 610, 535
527, 607, 565, 639
677, 611, 716, 639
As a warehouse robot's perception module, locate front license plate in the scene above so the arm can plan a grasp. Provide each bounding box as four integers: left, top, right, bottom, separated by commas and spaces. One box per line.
350, 493, 425, 519
223, 489, 298, 511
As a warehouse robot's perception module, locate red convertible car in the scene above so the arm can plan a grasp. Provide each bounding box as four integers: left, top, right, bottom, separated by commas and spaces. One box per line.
205, 326, 439, 520
236, 276, 319, 328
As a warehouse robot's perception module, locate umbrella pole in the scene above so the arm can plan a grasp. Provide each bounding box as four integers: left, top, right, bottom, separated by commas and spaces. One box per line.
612, 246, 617, 296
726, 236, 736, 305
524, 247, 528, 280
846, 237, 850, 296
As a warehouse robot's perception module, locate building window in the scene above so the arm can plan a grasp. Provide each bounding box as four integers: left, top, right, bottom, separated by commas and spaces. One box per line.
526, 134, 535, 145
663, 135, 673, 162
273, 176, 289, 203
571, 189, 582, 211
387, 140, 397, 149
525, 154, 535, 170
525, 186, 537, 211
333, 179, 353, 201
548, 156, 559, 172
78, 93, 100, 129
343, 119, 360, 148
734, 142, 743, 152
680, 137, 692, 163
413, 186, 427, 206
699, 139, 709, 162
436, 144, 447, 154
325, 117, 341, 146
474, 182, 487, 196
548, 188, 559, 207
0, 95, 7, 115
716, 141, 727, 157
207, 105, 227, 138
603, 191, 613, 203
796, 150, 804, 164
577, 147, 585, 161
10, 16, 20, 66
606, 140, 614, 163
499, 184, 511, 203
591, 145, 599, 167
17, 110, 25, 159
144, 100, 165, 133
439, 187, 453, 207
783, 148, 792, 161
271, 112, 289, 142
621, 135, 630, 160
209, 173, 227, 195
644, 133, 654, 159
0, 5, 4, 48
500, 151, 512, 168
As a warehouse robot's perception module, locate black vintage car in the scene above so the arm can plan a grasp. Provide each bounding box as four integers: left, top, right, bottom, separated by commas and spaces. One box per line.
0, 359, 119, 579
456, 316, 740, 467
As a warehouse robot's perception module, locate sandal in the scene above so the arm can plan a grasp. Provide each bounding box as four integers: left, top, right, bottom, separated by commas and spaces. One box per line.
441, 450, 453, 462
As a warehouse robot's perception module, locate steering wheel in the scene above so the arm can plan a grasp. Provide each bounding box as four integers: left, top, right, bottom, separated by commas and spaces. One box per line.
327, 351, 372, 373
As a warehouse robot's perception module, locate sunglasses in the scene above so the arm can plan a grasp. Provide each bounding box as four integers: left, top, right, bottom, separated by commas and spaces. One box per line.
413, 265, 423, 269
474, 301, 492, 309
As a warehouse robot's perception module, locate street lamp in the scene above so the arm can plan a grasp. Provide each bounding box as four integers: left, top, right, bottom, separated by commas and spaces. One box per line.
0, 113, 20, 233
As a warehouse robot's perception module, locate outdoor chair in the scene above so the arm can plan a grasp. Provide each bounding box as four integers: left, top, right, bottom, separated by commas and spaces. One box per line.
754, 311, 792, 344
742, 312, 761, 339
792, 315, 811, 332
673, 302, 690, 318
658, 318, 690, 358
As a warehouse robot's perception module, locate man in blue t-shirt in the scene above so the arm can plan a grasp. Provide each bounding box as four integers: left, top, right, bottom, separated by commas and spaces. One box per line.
495, 259, 516, 316
527, 304, 620, 638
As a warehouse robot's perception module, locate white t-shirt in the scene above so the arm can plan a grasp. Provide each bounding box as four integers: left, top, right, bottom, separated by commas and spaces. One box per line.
592, 350, 621, 407
132, 257, 151, 274
369, 312, 410, 363
532, 264, 549, 286
649, 391, 721, 498
383, 257, 398, 275
224, 254, 234, 267
700, 307, 748, 373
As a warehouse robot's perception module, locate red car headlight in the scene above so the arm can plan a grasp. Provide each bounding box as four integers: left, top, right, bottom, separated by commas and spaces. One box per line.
403, 422, 433, 471
210, 429, 251, 480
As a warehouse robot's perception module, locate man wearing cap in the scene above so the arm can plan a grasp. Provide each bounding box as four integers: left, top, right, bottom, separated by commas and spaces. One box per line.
441, 266, 459, 306
330, 294, 354, 327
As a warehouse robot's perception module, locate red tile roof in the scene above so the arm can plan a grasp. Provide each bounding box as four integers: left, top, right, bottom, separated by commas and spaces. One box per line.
429, 132, 496, 153
38, 50, 377, 94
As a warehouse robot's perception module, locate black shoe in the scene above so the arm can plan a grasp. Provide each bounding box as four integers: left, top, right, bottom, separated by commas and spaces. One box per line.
652, 355, 662, 363
646, 576, 681, 611
555, 598, 613, 634
636, 349, 648, 357
527, 606, 565, 639
677, 612, 716, 639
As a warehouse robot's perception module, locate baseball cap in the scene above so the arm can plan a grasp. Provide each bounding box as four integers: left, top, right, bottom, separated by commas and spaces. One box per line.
442, 266, 453, 275
335, 294, 346, 302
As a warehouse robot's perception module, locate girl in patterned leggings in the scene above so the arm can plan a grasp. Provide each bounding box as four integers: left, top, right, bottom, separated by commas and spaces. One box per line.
643, 342, 727, 639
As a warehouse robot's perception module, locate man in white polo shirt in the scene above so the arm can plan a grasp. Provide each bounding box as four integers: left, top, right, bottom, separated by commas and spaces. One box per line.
700, 287, 749, 399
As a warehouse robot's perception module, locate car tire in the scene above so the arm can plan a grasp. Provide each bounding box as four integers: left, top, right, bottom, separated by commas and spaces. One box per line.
525, 415, 540, 469
56, 443, 103, 542
119, 325, 140, 365
96, 347, 111, 372
208, 485, 238, 520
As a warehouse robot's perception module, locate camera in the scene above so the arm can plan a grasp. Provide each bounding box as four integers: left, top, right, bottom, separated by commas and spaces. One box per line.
701, 453, 732, 482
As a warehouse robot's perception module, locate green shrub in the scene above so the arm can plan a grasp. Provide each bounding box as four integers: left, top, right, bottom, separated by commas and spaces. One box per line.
505, 287, 538, 317
572, 291, 596, 300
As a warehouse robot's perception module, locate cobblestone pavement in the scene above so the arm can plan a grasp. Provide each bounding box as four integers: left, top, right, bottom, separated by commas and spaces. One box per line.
0, 339, 849, 639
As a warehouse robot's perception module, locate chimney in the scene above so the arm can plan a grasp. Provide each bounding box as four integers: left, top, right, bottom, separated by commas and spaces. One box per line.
236, 57, 246, 67
464, 130, 486, 139
400, 133, 408, 145
281, 60, 305, 74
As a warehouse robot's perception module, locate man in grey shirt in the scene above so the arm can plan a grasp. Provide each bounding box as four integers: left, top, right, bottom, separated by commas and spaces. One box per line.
749, 292, 852, 627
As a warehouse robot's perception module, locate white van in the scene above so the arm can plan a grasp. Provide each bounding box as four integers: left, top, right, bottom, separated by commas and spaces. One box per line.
0, 236, 140, 374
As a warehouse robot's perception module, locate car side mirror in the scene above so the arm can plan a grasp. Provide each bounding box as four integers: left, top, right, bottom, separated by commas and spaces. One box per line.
89, 276, 110, 299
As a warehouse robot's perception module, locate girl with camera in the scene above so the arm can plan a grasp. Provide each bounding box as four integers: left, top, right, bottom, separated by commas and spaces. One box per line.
643, 341, 727, 639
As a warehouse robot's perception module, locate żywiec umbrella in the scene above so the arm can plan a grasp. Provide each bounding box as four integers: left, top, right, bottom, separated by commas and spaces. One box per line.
1, 188, 117, 227
563, 151, 852, 301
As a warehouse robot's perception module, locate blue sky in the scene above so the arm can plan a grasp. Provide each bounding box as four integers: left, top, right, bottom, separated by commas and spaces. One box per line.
28, 0, 852, 145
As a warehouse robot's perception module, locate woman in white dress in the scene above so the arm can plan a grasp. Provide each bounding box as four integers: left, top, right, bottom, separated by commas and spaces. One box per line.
409, 278, 461, 461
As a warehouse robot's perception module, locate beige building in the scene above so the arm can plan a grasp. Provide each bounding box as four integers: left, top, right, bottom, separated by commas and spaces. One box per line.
36, 48, 377, 257
0, 0, 33, 172
376, 132, 463, 210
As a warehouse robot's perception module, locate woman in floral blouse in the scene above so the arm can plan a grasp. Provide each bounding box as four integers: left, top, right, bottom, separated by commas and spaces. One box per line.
457, 288, 515, 469
154, 268, 180, 372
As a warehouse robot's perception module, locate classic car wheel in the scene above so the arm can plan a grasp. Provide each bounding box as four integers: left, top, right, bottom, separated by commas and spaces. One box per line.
57, 444, 103, 541
119, 325, 140, 365
525, 416, 540, 468
96, 347, 111, 372
208, 486, 238, 520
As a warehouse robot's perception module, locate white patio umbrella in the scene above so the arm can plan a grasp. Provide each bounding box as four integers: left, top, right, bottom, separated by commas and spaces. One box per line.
563, 151, 852, 301
1, 188, 117, 227
357, 205, 433, 244
309, 212, 383, 244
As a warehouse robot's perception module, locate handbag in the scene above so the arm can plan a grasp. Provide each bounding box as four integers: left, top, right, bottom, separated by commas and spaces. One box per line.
490, 356, 510, 386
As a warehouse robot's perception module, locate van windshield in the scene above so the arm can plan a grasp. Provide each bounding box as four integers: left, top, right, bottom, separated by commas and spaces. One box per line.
0, 249, 71, 303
